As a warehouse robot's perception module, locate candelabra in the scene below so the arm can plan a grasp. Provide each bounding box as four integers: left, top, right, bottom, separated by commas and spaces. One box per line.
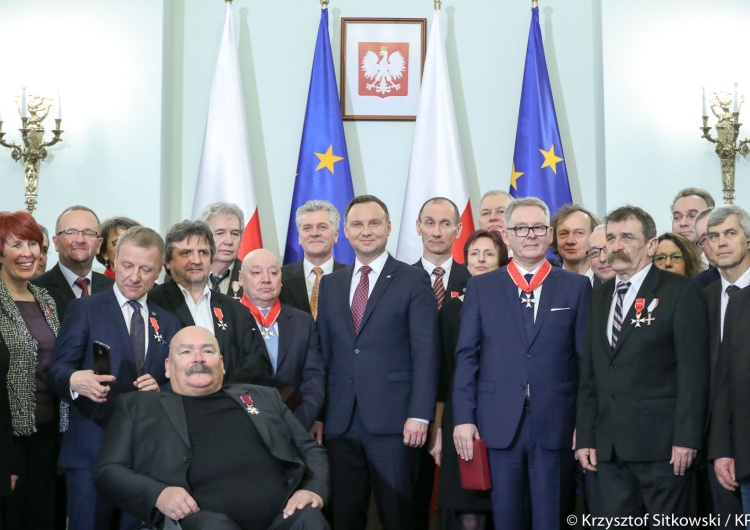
700, 87, 750, 204
0, 92, 64, 214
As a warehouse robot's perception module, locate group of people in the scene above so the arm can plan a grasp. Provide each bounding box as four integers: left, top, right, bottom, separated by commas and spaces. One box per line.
0, 185, 748, 530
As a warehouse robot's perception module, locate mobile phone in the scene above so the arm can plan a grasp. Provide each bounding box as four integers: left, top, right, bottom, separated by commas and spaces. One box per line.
93, 341, 111, 377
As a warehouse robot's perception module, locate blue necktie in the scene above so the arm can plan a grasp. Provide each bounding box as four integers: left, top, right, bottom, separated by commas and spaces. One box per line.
520, 273, 536, 341
128, 300, 146, 375
260, 307, 279, 375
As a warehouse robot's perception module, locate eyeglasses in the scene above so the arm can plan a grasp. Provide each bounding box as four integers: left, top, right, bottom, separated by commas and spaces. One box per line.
57, 228, 99, 239
506, 225, 549, 237
586, 246, 607, 259
695, 236, 707, 249
654, 253, 684, 264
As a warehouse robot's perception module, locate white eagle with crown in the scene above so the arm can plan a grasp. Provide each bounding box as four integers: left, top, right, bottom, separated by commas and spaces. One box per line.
361, 45, 406, 95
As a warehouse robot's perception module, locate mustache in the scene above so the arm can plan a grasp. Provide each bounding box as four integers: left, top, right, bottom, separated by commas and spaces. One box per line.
185, 364, 214, 376
607, 251, 631, 264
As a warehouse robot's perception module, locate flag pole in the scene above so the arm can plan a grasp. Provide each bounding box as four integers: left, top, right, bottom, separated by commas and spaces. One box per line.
434, 0, 441, 10
321, 0, 329, 8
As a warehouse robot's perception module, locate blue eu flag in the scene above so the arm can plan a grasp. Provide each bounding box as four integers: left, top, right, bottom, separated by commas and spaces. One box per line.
509, 6, 572, 217
284, 8, 355, 265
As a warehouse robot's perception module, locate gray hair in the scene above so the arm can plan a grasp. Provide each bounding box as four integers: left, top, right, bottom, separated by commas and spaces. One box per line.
480, 189, 514, 205
198, 202, 244, 230
504, 197, 551, 227
604, 205, 657, 240
165, 220, 216, 262
116, 226, 166, 266
694, 207, 715, 228
671, 188, 715, 210
707, 204, 750, 238
295, 200, 340, 231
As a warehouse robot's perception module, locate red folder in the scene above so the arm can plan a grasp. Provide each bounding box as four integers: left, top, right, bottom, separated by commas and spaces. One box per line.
458, 438, 492, 490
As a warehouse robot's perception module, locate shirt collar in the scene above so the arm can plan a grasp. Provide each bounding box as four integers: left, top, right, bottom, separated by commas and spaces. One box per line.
58, 262, 93, 287
613, 263, 652, 297
177, 282, 212, 303
720, 265, 750, 294
421, 257, 454, 277
113, 284, 148, 310
354, 251, 389, 276
303, 257, 335, 278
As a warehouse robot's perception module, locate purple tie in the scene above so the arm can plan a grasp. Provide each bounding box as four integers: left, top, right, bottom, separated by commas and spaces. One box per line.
351, 266, 372, 335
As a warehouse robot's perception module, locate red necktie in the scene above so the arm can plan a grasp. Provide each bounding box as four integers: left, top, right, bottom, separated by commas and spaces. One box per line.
74, 277, 90, 297
432, 267, 446, 311
351, 266, 372, 335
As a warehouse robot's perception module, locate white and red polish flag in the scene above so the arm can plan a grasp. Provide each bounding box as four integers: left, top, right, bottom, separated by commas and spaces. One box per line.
396, 8, 473, 264
192, 2, 262, 259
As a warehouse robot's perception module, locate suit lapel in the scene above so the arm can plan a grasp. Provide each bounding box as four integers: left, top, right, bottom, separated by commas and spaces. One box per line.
159, 393, 191, 449
276, 306, 293, 370
91, 272, 113, 294
165, 282, 196, 327
225, 258, 243, 300
50, 265, 75, 313
338, 265, 357, 339
210, 295, 231, 356
103, 290, 133, 358
288, 277, 311, 313
499, 270, 529, 346
528, 269, 556, 345
705, 282, 722, 369
359, 256, 396, 333
613, 267, 660, 355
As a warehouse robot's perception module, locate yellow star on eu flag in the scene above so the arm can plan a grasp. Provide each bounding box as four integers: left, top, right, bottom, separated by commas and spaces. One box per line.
510, 163, 524, 190
314, 145, 344, 173
539, 145, 564, 174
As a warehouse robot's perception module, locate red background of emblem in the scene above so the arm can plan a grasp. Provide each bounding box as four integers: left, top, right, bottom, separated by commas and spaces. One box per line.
358, 42, 410, 98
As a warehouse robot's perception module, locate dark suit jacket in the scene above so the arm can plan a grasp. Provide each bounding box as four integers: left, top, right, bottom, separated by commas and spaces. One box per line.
217, 258, 244, 300
94, 385, 329, 526
412, 258, 471, 298
279, 259, 346, 314
453, 266, 590, 450
0, 336, 12, 496
49, 288, 181, 470
317, 254, 440, 436
709, 287, 750, 481
148, 281, 273, 386
577, 266, 709, 462
251, 304, 325, 430
31, 263, 115, 322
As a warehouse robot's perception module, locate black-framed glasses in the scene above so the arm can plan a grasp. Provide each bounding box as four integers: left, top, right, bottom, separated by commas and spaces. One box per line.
654, 253, 684, 263
586, 246, 607, 259
695, 236, 707, 249
507, 225, 549, 237
57, 228, 99, 239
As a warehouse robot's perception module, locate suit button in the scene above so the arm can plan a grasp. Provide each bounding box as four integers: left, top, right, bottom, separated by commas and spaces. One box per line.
519, 385, 524, 390
610, 364, 616, 370
525, 354, 532, 359
350, 378, 354, 383
354, 349, 360, 354
183, 456, 190, 462
610, 394, 616, 400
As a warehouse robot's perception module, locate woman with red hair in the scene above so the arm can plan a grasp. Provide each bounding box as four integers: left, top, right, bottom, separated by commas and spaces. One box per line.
0, 211, 61, 529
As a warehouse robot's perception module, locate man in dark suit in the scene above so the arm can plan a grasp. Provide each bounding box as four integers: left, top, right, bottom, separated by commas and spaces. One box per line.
95, 326, 330, 530
453, 197, 590, 529
477, 190, 513, 233
238, 248, 325, 431
316, 195, 439, 529
552, 204, 600, 285
587, 224, 615, 283
410, 196, 469, 529
670, 187, 715, 244
576, 205, 709, 521
149, 220, 272, 386
280, 200, 346, 317
32, 205, 114, 321
50, 226, 181, 530
198, 202, 245, 300
700, 205, 750, 524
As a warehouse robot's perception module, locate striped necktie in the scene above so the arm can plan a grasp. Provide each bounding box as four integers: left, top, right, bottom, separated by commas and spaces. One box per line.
432, 267, 446, 311
611, 281, 631, 349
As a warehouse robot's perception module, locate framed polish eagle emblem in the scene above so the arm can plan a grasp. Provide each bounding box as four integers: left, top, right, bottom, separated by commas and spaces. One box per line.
340, 18, 426, 121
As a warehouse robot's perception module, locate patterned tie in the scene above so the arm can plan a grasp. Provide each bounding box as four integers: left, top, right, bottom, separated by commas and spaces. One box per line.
351, 265, 372, 335
260, 307, 279, 374
521, 273, 536, 341
432, 267, 446, 311
310, 267, 324, 320
209, 269, 231, 292
726, 284, 740, 298
611, 281, 631, 349
128, 301, 146, 375
74, 277, 90, 297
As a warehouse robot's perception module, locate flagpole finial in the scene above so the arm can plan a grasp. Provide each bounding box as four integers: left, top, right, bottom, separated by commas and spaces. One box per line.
321, 0, 329, 8
225, 0, 232, 3
434, 0, 441, 10
531, 0, 538, 7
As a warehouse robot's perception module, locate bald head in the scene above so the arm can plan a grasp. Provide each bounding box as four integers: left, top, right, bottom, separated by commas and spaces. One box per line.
166, 326, 225, 396
239, 249, 282, 308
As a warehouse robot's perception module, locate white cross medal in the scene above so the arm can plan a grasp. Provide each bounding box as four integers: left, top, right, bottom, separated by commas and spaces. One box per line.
240, 394, 260, 415
521, 292, 535, 309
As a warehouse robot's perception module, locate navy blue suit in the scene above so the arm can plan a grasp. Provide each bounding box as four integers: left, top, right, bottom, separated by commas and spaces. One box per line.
453, 266, 590, 529
316, 254, 439, 529
49, 287, 180, 530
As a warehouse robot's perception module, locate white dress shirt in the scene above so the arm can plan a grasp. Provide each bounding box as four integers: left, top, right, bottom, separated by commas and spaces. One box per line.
349, 251, 389, 304
420, 257, 454, 291
719, 266, 750, 340
58, 262, 93, 298
178, 283, 215, 336
606, 263, 652, 345
304, 257, 335, 299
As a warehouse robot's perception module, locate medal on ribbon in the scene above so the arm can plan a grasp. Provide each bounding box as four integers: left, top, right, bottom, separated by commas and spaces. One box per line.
631, 298, 647, 327
644, 299, 659, 326
240, 394, 260, 415
213, 307, 228, 331
231, 281, 242, 301
507, 260, 552, 308
150, 316, 163, 343
241, 298, 281, 341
